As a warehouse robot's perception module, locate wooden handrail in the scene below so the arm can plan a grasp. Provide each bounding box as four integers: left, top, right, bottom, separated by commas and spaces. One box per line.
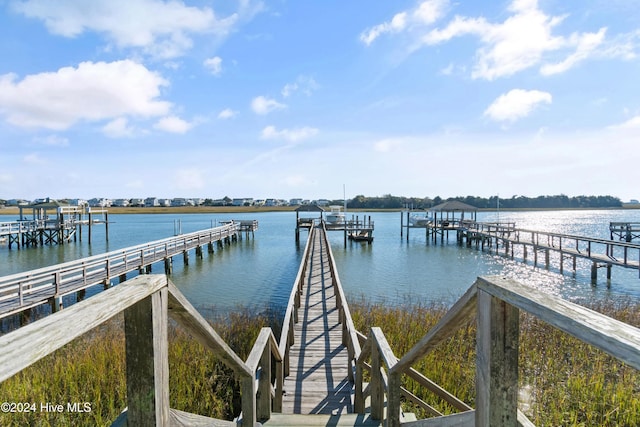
0, 275, 168, 383
0, 274, 281, 427
0, 223, 241, 319
278, 224, 315, 376
245, 328, 284, 419
356, 275, 640, 427
320, 222, 362, 375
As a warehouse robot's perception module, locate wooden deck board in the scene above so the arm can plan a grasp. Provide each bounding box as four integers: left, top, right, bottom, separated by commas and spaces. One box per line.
281, 229, 353, 415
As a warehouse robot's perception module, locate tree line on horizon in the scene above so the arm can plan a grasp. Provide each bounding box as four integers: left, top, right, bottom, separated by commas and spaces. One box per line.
345, 194, 623, 210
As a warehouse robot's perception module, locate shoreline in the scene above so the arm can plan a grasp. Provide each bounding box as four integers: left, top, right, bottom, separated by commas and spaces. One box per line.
1, 204, 638, 216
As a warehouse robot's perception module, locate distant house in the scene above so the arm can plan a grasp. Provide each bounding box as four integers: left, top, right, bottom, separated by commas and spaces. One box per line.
69, 199, 88, 207
130, 198, 145, 207
289, 198, 303, 206
232, 198, 253, 206
112, 199, 130, 207
159, 198, 172, 207
88, 198, 111, 208
145, 197, 160, 207
316, 199, 330, 206
7, 199, 30, 206
630, 199, 639, 204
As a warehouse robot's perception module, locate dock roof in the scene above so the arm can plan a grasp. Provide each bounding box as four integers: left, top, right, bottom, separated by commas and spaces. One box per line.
295, 205, 325, 212
429, 200, 477, 212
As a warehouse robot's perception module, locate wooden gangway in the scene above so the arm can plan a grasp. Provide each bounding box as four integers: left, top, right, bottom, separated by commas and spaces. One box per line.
281, 223, 355, 415
0, 221, 252, 322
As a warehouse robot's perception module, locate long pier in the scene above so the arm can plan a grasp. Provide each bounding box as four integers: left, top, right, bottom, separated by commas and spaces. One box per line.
281, 223, 358, 415
0, 221, 256, 322
1, 220, 640, 425
461, 221, 640, 281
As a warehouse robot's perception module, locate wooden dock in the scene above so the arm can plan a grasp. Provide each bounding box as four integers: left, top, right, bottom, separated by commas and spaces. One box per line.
0, 221, 256, 324
282, 226, 353, 415
610, 222, 640, 242
2, 224, 640, 425
0, 204, 109, 249
461, 222, 640, 281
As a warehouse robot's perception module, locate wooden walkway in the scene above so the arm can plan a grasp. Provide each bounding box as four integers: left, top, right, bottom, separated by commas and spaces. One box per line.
0, 222, 254, 322
282, 227, 353, 415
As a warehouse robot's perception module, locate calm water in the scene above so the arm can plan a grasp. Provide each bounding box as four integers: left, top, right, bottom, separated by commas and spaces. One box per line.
2, 209, 640, 314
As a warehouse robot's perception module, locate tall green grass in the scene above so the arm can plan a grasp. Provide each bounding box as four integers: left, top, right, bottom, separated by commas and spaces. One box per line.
1, 300, 639, 426
351, 298, 640, 426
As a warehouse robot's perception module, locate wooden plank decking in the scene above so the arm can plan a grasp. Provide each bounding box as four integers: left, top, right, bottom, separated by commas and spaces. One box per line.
281, 228, 353, 415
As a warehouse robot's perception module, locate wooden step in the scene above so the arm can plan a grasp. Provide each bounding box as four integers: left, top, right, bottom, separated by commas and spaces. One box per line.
261, 413, 382, 427
262, 412, 418, 427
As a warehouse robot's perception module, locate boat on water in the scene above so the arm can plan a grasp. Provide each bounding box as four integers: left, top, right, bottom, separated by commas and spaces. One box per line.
325, 205, 345, 225
408, 212, 431, 227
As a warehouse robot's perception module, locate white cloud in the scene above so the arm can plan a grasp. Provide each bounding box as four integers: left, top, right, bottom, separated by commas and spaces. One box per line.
11, 0, 241, 59
282, 75, 319, 97
218, 108, 237, 119
154, 116, 193, 133
102, 117, 136, 138
484, 89, 552, 122
251, 96, 286, 115
204, 56, 223, 75
0, 60, 171, 130
540, 28, 607, 75
260, 125, 318, 142
360, 12, 408, 46
422, 0, 607, 80
609, 115, 640, 130
360, 0, 448, 45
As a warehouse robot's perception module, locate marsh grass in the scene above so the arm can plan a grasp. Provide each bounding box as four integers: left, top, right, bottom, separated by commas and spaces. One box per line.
352, 298, 640, 426
1, 300, 639, 426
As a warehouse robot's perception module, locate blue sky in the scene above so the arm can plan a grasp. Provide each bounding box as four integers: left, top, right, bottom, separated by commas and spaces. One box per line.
0, 0, 639, 202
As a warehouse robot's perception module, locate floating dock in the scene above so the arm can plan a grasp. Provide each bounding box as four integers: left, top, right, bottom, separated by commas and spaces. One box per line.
295, 205, 374, 245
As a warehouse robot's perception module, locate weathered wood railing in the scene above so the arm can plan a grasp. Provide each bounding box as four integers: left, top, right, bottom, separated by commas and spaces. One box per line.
0, 274, 283, 426
463, 222, 640, 278
277, 222, 362, 406
320, 221, 362, 381
0, 223, 242, 320
610, 222, 640, 242
278, 222, 316, 377
355, 275, 640, 427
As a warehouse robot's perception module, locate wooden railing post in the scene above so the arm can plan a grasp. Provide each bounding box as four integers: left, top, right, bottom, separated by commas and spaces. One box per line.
256, 344, 272, 421
240, 374, 256, 427
124, 287, 169, 426
370, 331, 384, 421
274, 348, 283, 413
354, 359, 365, 413
476, 289, 519, 427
